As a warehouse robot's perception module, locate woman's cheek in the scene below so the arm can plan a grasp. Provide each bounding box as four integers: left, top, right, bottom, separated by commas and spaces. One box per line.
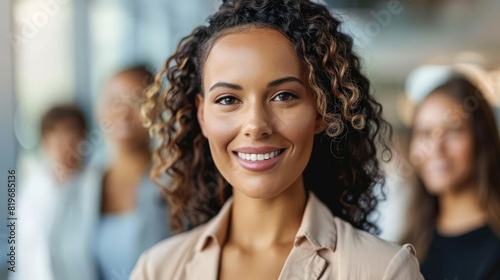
409, 141, 424, 168
448, 136, 475, 171
276, 107, 316, 139
203, 111, 239, 149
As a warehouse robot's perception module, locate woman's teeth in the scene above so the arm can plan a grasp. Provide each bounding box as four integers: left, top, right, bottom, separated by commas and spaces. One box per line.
237, 150, 281, 161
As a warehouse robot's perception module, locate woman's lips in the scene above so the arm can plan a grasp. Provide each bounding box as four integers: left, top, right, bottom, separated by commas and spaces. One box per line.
233, 148, 285, 172
424, 160, 451, 175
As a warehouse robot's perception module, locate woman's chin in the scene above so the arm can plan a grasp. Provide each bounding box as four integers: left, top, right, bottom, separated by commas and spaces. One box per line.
232, 184, 286, 200
424, 182, 459, 196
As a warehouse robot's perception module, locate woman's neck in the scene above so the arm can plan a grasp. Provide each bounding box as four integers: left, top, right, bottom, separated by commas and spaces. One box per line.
437, 184, 487, 236
228, 181, 307, 251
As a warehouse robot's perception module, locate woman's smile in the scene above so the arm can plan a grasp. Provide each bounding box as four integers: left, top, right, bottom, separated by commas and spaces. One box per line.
233, 147, 286, 172
235, 148, 284, 161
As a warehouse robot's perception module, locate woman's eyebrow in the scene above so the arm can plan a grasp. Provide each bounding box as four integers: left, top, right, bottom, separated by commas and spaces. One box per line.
209, 82, 242, 92
209, 76, 304, 92
267, 76, 304, 88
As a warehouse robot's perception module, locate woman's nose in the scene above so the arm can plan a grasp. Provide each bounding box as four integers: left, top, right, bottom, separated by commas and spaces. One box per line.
242, 103, 273, 140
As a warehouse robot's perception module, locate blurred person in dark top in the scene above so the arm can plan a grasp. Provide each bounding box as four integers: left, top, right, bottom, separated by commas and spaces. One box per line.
402, 75, 500, 280
49, 66, 171, 280
14, 105, 87, 280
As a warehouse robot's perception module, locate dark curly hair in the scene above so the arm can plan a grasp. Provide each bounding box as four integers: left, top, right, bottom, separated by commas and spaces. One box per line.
143, 0, 392, 234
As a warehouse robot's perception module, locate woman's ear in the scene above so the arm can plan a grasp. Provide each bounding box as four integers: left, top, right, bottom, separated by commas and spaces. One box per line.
314, 114, 326, 134
195, 94, 206, 136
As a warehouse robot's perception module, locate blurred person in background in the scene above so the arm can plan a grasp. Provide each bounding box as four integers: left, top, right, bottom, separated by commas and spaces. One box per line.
48, 66, 171, 280
402, 75, 500, 279
41, 105, 88, 183
13, 105, 88, 280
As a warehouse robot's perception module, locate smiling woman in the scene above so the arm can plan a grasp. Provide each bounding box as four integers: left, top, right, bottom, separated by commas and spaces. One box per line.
132, 0, 423, 279
196, 28, 322, 201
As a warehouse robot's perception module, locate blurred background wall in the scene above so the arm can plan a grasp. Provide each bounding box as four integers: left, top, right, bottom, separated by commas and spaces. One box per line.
1, 0, 499, 278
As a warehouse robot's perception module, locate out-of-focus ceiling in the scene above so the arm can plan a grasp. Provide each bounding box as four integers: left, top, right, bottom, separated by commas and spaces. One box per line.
327, 0, 500, 83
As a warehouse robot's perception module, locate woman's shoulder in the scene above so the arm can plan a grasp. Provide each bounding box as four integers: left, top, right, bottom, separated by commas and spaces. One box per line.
130, 224, 207, 279
333, 216, 401, 252
309, 194, 416, 259
331, 217, 423, 279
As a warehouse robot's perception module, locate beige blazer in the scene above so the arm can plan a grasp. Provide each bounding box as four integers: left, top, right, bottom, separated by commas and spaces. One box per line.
131, 193, 423, 279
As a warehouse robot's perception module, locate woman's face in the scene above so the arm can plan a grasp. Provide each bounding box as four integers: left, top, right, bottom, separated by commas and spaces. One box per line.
197, 28, 324, 199
42, 118, 85, 170
98, 72, 150, 150
409, 92, 475, 195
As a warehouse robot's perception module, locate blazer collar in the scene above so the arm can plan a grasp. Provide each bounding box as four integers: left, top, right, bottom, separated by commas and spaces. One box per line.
194, 192, 338, 253
194, 197, 233, 252
294, 192, 338, 252
186, 198, 232, 280
281, 193, 337, 280
187, 192, 338, 280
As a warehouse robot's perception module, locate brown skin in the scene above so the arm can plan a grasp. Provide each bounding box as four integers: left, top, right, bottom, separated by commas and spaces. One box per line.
42, 118, 85, 183
196, 28, 324, 280
409, 92, 487, 235
98, 71, 151, 214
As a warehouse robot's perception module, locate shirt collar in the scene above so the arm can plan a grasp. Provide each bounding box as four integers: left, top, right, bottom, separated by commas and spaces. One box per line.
194, 197, 233, 252
294, 192, 337, 251
194, 192, 338, 252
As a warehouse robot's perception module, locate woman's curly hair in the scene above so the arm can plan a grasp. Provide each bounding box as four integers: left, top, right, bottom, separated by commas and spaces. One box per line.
142, 0, 392, 234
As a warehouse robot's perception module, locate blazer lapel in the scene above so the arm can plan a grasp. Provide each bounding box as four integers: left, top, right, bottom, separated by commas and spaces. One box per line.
184, 199, 232, 280
278, 246, 327, 280
184, 245, 221, 280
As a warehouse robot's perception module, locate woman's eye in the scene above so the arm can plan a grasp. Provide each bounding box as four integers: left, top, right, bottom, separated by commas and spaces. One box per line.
444, 127, 465, 137
272, 92, 297, 102
215, 96, 239, 105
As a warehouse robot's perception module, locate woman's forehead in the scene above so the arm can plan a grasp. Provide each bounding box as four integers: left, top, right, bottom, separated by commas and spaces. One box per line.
203, 28, 306, 85
414, 92, 468, 127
